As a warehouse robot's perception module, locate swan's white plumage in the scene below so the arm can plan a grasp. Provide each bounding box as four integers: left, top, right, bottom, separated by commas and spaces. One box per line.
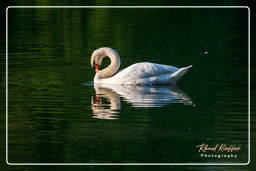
91, 47, 192, 85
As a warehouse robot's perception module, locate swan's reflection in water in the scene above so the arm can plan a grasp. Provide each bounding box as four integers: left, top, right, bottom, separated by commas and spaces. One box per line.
91, 87, 121, 120
91, 84, 192, 120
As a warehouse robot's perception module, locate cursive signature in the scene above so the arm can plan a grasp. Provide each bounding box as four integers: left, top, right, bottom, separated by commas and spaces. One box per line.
196, 143, 241, 153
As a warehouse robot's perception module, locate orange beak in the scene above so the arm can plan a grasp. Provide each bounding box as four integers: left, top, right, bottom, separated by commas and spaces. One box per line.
93, 63, 100, 72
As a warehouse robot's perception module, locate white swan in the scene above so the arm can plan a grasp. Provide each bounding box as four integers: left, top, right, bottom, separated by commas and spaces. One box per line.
91, 47, 192, 84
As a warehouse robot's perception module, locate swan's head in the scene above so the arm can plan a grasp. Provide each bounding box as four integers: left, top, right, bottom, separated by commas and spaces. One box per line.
91, 49, 104, 72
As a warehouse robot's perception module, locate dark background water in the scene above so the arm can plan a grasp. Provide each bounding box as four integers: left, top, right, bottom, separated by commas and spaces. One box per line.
1, 2, 255, 170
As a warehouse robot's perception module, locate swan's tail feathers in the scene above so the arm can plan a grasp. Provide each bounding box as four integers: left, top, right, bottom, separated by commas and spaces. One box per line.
171, 65, 192, 82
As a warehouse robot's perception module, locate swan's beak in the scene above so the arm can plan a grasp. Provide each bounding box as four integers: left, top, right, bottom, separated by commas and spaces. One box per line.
93, 63, 100, 72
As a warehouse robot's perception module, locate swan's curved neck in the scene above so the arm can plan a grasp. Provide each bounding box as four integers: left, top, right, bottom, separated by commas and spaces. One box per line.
95, 48, 121, 79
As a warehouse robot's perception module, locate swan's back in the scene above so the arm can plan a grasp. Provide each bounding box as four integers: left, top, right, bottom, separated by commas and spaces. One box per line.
110, 62, 179, 84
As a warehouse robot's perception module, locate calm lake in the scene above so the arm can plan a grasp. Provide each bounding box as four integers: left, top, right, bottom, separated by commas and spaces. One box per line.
7, 7, 249, 164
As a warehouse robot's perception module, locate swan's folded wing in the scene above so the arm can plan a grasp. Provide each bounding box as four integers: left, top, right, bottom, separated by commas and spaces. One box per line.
136, 65, 192, 85
136, 73, 175, 85
114, 62, 178, 79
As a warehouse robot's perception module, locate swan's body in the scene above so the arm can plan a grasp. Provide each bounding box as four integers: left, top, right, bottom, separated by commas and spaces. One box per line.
91, 47, 192, 85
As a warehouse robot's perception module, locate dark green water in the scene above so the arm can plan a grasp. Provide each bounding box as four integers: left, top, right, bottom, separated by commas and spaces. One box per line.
7, 7, 249, 164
